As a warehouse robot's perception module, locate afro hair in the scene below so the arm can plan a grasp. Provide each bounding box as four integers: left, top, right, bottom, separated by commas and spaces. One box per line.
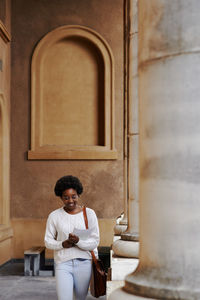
54, 175, 83, 197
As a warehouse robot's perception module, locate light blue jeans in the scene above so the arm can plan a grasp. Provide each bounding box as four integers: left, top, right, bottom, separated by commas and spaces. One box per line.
55, 258, 92, 300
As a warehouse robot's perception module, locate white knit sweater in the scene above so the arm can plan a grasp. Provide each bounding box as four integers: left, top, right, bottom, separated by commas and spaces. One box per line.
44, 207, 99, 264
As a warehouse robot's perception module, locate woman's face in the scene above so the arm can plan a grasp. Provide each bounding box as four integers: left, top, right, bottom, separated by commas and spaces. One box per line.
61, 188, 79, 212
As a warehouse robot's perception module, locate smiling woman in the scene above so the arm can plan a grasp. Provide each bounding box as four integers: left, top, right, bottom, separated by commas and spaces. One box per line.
44, 175, 100, 300
62, 189, 79, 213
54, 175, 83, 214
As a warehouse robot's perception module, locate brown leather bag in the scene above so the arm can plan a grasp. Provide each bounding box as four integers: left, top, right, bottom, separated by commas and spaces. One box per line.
83, 206, 107, 298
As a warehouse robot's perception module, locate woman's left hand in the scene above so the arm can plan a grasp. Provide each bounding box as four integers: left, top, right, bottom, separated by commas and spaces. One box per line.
68, 233, 79, 244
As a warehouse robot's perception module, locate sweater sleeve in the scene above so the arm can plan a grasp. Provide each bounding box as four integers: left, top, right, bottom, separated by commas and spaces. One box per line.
44, 213, 63, 250
76, 209, 100, 251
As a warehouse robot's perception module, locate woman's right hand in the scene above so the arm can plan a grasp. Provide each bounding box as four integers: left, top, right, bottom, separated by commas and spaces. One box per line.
62, 239, 74, 248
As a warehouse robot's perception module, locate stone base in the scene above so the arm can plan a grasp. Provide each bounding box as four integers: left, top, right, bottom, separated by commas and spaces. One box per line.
121, 231, 139, 242
110, 250, 139, 280
112, 239, 139, 258
113, 235, 121, 242
108, 287, 155, 300
106, 280, 124, 298
114, 224, 127, 235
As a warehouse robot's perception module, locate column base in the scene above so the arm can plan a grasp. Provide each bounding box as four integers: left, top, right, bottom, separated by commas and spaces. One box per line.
110, 250, 138, 280
112, 239, 139, 258
119, 216, 128, 225
123, 271, 200, 300
114, 224, 127, 235
108, 287, 155, 300
107, 280, 124, 298
121, 231, 139, 241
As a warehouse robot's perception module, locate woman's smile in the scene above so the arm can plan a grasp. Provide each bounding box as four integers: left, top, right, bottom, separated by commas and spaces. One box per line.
62, 188, 79, 213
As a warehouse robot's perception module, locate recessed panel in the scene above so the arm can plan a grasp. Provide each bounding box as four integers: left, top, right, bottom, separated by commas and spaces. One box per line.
41, 37, 105, 146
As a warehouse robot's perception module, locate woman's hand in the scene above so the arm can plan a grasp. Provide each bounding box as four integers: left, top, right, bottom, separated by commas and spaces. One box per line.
62, 233, 79, 248
68, 233, 79, 244
62, 239, 74, 248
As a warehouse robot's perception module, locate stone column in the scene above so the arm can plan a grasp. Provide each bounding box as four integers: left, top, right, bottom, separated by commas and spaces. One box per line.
110, 0, 200, 299
112, 0, 139, 258
113, 0, 130, 237
113, 152, 128, 236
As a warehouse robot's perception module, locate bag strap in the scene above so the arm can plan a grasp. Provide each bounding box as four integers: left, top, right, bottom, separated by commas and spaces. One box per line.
83, 205, 89, 229
82, 206, 98, 264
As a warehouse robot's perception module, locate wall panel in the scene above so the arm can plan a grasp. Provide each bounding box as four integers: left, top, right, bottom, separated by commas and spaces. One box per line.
11, 0, 123, 229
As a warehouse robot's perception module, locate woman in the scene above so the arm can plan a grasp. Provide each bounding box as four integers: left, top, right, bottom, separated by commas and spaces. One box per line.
44, 175, 100, 300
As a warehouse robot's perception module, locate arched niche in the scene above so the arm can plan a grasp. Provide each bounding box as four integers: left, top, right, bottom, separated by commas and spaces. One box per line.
28, 25, 117, 160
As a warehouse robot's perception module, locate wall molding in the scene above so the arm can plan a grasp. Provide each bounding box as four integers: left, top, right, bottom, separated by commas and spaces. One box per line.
0, 20, 11, 43
0, 225, 13, 242
28, 25, 117, 160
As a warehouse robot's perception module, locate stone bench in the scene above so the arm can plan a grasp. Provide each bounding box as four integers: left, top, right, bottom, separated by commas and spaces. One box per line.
24, 246, 45, 276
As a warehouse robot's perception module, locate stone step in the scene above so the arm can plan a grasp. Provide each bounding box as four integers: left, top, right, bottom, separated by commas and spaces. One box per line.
110, 250, 139, 280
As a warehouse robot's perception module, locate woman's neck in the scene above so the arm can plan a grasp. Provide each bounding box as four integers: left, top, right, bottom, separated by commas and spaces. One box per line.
64, 205, 83, 215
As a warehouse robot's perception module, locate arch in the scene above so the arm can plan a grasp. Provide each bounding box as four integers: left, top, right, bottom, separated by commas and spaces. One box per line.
28, 25, 117, 160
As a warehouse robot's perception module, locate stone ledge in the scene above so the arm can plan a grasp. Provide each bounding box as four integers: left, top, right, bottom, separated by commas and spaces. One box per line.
107, 280, 124, 298
28, 149, 118, 160
110, 250, 139, 280
108, 287, 155, 300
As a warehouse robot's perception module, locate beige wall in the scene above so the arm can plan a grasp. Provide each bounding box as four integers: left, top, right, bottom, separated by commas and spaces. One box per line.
12, 218, 116, 259
0, 0, 12, 265
0, 238, 12, 265
10, 0, 124, 256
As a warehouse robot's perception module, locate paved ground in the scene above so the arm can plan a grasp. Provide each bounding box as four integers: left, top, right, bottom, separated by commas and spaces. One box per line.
0, 276, 57, 300
0, 261, 106, 300
0, 276, 108, 300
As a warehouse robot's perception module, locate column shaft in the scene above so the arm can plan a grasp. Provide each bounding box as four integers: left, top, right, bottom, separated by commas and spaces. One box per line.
124, 0, 200, 298
112, 0, 139, 258
121, 0, 139, 241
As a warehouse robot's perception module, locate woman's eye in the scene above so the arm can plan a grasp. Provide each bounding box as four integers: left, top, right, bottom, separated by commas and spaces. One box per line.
63, 195, 77, 200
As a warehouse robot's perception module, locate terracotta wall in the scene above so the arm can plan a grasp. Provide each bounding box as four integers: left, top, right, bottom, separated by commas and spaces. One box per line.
10, 0, 124, 256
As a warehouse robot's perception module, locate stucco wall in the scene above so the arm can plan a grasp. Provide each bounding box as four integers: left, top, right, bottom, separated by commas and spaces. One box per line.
0, 0, 12, 265
11, 0, 124, 223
